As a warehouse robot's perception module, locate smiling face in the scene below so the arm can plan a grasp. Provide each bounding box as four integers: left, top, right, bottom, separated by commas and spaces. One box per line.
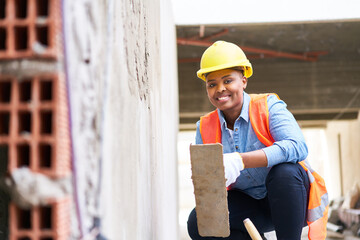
205, 68, 248, 120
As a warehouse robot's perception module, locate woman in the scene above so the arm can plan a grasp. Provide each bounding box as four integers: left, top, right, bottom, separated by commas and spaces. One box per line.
187, 41, 328, 240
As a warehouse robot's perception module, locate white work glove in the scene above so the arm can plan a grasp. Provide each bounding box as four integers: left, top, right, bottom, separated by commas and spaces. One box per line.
223, 152, 244, 187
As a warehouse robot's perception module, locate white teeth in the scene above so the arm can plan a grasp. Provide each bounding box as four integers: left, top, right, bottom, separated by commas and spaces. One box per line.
218, 96, 229, 101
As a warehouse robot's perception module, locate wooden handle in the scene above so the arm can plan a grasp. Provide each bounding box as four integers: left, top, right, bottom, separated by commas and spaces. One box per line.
243, 218, 263, 240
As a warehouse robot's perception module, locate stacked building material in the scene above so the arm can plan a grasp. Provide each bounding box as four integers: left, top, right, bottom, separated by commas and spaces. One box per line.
0, 0, 71, 239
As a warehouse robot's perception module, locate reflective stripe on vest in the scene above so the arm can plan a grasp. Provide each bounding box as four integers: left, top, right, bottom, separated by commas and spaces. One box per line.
199, 93, 329, 240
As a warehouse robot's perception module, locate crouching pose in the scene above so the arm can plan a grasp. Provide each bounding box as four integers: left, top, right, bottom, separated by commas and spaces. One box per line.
187, 41, 328, 240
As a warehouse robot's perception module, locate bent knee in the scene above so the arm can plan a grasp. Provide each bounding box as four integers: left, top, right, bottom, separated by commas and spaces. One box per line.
266, 163, 305, 188
187, 209, 200, 239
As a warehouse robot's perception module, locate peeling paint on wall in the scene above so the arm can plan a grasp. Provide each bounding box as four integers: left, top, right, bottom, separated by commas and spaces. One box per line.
64, 0, 107, 237
122, 0, 152, 104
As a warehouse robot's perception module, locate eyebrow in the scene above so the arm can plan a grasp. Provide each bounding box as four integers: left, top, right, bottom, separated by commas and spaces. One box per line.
221, 75, 231, 79
207, 74, 232, 83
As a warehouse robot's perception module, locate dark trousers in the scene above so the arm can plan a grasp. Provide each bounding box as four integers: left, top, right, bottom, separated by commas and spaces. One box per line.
187, 163, 310, 240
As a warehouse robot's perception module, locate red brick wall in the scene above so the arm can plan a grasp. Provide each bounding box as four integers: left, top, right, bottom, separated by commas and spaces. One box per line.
9, 197, 70, 240
0, 74, 70, 178
0, 0, 62, 59
0, 0, 71, 239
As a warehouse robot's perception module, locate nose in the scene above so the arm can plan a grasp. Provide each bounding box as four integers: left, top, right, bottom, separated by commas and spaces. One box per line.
216, 83, 226, 92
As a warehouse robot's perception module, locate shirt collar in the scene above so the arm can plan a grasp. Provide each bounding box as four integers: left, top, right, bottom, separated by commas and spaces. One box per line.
241, 92, 250, 122
217, 92, 250, 128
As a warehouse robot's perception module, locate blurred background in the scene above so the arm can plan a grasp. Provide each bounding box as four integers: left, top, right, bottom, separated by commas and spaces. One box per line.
174, 0, 360, 239
0, 0, 359, 239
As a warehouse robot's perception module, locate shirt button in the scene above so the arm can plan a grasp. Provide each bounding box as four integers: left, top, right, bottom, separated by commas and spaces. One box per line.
235, 146, 239, 149
235, 128, 238, 132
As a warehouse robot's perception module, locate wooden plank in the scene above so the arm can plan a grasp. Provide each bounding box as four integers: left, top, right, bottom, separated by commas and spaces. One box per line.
190, 143, 230, 237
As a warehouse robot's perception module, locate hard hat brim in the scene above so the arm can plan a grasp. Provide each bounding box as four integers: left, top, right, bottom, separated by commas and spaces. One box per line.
197, 60, 253, 81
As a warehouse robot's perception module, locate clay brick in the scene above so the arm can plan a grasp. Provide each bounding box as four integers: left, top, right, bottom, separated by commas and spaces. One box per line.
190, 144, 230, 237
9, 197, 71, 240
0, 74, 71, 178
0, 0, 62, 59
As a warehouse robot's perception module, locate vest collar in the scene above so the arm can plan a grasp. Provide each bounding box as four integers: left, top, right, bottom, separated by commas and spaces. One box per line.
217, 92, 250, 128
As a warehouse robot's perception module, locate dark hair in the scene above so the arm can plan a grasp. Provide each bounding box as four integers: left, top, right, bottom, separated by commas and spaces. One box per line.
204, 67, 244, 78
230, 67, 244, 76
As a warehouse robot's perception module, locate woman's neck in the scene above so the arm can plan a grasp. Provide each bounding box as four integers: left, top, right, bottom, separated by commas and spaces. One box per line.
223, 110, 241, 130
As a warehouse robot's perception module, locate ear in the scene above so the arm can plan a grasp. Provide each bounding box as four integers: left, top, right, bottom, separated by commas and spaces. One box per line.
242, 76, 248, 89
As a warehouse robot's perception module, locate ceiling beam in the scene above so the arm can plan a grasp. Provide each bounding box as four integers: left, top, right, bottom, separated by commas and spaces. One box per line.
177, 38, 328, 62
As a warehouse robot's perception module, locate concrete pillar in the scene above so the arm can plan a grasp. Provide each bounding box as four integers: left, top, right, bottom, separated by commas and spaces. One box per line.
64, 0, 178, 239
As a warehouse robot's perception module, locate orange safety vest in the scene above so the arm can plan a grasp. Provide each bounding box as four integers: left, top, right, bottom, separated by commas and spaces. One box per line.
200, 93, 329, 240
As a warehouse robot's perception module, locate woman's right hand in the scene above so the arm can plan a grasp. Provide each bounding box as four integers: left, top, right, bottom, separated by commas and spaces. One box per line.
223, 152, 244, 187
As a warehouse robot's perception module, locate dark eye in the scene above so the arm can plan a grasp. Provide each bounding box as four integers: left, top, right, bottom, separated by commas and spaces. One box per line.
207, 83, 216, 88
224, 79, 232, 84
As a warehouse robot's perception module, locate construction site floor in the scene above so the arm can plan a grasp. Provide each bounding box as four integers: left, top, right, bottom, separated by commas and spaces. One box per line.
180, 227, 360, 239
264, 229, 360, 240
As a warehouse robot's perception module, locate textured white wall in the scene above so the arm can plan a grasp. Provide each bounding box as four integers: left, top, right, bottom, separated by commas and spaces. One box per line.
303, 115, 360, 200
64, 0, 178, 239
64, 0, 107, 237
325, 116, 360, 198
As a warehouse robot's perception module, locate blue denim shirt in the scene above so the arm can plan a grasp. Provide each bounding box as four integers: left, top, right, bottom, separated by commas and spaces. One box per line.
195, 92, 308, 199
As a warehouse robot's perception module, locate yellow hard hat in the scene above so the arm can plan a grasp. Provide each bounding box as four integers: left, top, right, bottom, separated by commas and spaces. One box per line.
197, 40, 253, 81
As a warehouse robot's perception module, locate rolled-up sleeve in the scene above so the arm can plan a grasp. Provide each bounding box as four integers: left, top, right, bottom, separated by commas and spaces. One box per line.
262, 95, 308, 167
195, 120, 203, 144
